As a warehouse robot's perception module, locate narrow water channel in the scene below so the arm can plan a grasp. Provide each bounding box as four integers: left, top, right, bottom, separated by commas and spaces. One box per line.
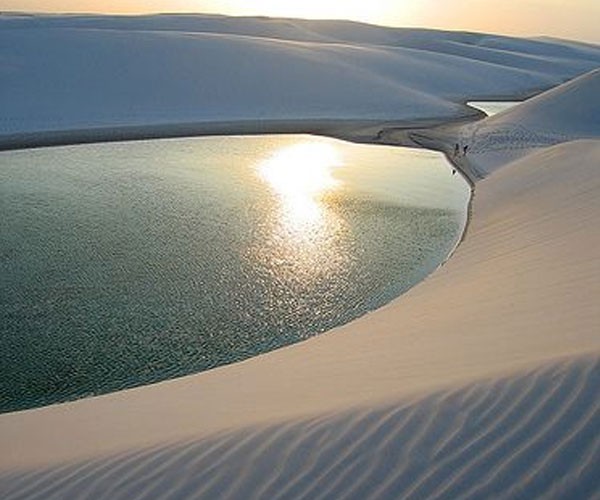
468, 101, 521, 116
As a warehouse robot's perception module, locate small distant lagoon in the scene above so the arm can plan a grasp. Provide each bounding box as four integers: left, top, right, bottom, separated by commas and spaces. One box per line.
468, 101, 521, 116
0, 135, 469, 413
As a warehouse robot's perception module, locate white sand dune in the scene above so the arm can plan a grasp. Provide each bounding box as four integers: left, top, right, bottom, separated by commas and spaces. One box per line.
1, 354, 598, 500
402, 67, 600, 184
5, 137, 598, 468
1, 14, 600, 149
460, 68, 600, 177
1, 13, 599, 499
2, 100, 599, 477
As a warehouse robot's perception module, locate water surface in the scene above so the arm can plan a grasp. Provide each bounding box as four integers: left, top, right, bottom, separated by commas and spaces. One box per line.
0, 135, 469, 413
468, 101, 521, 116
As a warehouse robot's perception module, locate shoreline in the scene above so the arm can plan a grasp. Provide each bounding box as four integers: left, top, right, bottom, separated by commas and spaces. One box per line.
0, 18, 599, 494
0, 121, 474, 416
0, 114, 483, 153
0, 83, 544, 153
0, 91, 595, 410
2, 352, 597, 498
2, 131, 598, 467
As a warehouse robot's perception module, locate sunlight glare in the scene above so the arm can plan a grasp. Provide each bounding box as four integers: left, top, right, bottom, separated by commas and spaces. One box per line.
258, 141, 342, 232
215, 0, 390, 24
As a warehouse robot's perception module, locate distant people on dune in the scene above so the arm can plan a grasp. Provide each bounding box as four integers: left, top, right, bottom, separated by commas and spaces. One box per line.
454, 143, 469, 157
450, 142, 468, 182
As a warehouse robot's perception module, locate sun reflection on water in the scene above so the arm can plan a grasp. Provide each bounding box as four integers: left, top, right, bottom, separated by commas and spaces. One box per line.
258, 142, 342, 233
256, 140, 349, 290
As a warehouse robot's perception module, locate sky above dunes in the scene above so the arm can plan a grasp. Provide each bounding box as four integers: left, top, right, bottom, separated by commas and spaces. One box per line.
1, 0, 599, 43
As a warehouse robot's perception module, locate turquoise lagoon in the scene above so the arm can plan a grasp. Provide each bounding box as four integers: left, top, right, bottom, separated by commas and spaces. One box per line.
0, 135, 469, 412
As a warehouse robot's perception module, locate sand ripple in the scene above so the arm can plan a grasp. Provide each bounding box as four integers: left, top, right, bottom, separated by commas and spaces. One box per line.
2, 354, 598, 499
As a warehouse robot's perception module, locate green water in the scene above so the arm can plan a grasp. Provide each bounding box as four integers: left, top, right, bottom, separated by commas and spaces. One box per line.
0, 135, 469, 413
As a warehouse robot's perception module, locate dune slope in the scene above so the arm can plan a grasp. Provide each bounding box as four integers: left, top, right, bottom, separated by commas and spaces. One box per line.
1, 138, 599, 472
460, 68, 600, 177
1, 14, 599, 148
0, 15, 599, 498
1, 355, 598, 499
405, 67, 600, 181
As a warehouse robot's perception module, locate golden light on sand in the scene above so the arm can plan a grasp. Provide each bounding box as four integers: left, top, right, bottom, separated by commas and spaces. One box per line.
222, 0, 389, 23
2, 1, 599, 43
258, 141, 341, 231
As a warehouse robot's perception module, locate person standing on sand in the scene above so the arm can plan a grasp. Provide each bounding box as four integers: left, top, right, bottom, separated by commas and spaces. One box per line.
463, 144, 469, 155
454, 143, 459, 157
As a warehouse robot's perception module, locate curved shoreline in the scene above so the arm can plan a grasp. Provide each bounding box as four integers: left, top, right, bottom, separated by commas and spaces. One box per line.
0, 113, 485, 152
0, 135, 470, 414
1, 15, 599, 493
2, 131, 599, 469
3, 353, 597, 499
2, 76, 599, 471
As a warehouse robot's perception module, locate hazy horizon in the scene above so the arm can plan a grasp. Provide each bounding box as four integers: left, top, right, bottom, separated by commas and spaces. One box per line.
1, 0, 599, 44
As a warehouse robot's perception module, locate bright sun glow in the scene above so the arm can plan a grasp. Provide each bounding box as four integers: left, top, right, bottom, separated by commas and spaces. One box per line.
233, 0, 382, 22
2, 1, 598, 43
0, 0, 393, 25
258, 142, 342, 231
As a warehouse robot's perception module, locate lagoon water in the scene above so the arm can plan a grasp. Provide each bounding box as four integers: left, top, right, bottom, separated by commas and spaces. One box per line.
0, 135, 469, 413
468, 101, 521, 116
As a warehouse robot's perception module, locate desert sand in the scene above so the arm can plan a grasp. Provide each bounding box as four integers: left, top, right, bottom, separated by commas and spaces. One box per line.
0, 14, 599, 499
